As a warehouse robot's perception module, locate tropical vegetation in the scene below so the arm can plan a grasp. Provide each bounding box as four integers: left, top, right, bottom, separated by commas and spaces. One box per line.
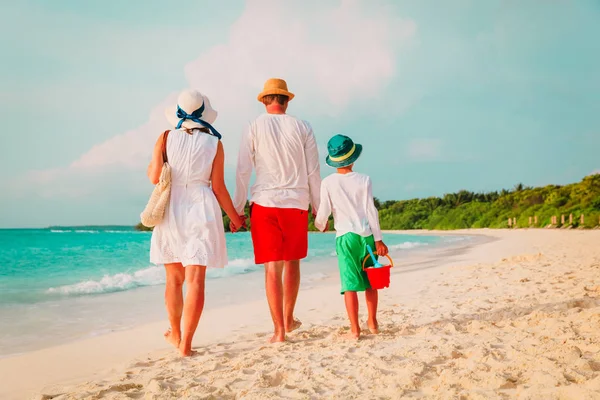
136, 174, 600, 232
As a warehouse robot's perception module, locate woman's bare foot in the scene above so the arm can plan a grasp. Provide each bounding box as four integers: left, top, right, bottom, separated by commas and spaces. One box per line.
164, 328, 181, 349
179, 349, 198, 357
269, 331, 286, 343
285, 318, 302, 333
179, 341, 197, 357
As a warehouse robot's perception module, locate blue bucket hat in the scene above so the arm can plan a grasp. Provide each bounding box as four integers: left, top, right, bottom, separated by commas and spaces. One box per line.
325, 134, 363, 168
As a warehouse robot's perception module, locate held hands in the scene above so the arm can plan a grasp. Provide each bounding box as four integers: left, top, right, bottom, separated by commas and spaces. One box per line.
375, 240, 388, 257
312, 211, 330, 232
230, 215, 247, 233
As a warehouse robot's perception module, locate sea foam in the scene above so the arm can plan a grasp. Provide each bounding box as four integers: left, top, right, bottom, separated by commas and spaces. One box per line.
46, 258, 259, 296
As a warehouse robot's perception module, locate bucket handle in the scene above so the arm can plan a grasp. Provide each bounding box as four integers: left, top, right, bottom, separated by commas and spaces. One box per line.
362, 253, 394, 271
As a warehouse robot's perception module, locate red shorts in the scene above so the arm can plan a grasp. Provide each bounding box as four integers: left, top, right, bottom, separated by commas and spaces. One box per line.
250, 204, 309, 264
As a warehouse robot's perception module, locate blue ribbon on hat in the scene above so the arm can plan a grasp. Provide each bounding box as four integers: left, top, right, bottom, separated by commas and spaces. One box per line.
175, 103, 222, 139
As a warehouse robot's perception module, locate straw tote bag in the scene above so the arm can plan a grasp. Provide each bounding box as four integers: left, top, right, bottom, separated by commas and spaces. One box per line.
140, 130, 171, 227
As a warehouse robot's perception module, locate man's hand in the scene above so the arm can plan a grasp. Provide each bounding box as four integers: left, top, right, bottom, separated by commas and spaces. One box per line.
375, 240, 388, 257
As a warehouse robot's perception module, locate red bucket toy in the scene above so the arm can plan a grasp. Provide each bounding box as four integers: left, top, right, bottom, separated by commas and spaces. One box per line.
362, 254, 394, 290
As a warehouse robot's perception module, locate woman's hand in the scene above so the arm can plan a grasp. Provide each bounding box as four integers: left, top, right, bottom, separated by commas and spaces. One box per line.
375, 241, 388, 257
211, 141, 250, 234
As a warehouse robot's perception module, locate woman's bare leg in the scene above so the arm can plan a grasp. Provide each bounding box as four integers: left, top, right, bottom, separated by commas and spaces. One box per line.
164, 263, 185, 348
179, 265, 207, 356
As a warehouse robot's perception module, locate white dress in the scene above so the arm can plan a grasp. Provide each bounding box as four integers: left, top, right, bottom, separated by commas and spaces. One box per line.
150, 129, 227, 268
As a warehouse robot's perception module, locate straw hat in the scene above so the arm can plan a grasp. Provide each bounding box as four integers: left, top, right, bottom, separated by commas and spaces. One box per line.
257, 78, 295, 102
165, 89, 218, 130
325, 134, 363, 168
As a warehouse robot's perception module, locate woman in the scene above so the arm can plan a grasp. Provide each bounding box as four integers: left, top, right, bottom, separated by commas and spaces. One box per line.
147, 89, 244, 357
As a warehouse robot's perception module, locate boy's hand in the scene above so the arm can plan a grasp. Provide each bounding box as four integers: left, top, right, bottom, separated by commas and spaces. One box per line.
375, 241, 388, 256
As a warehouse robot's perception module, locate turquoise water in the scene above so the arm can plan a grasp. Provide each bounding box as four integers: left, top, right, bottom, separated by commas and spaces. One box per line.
0, 227, 443, 306
0, 227, 450, 356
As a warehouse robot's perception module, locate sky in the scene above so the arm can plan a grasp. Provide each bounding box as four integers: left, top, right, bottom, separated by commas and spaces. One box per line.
1, 0, 599, 228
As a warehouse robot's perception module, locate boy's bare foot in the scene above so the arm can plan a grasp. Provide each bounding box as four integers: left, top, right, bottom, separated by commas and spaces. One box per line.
164, 328, 181, 349
269, 332, 286, 343
368, 323, 379, 334
344, 331, 361, 341
285, 318, 302, 333
368, 318, 379, 334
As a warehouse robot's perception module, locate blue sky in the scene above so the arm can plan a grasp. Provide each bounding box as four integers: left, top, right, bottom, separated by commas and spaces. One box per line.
1, 0, 599, 228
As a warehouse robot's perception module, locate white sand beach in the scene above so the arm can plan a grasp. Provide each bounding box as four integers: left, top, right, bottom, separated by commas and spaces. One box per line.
3, 229, 600, 399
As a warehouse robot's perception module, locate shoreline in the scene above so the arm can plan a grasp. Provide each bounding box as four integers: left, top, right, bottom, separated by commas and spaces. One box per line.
4, 229, 600, 398
0, 231, 478, 399
0, 231, 451, 359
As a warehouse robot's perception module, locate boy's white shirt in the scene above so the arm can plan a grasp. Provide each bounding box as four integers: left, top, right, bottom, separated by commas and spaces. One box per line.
314, 172, 383, 241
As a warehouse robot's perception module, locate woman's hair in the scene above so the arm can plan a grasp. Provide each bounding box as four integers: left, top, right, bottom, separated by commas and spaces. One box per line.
183, 127, 210, 135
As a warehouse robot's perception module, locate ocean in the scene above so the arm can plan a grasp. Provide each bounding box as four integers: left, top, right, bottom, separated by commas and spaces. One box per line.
0, 227, 454, 357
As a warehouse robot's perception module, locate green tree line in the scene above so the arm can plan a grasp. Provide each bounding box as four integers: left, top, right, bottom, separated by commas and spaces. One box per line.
136, 174, 600, 232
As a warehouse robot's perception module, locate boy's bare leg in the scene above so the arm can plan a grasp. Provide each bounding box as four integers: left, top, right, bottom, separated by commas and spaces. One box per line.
265, 261, 286, 343
344, 291, 361, 339
365, 288, 379, 334
283, 259, 302, 332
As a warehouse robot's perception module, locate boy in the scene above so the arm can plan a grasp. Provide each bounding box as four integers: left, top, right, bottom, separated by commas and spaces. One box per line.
314, 134, 389, 340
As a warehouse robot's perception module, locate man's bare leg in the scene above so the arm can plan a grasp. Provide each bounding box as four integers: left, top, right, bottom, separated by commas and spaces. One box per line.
283, 259, 302, 333
179, 265, 206, 357
265, 261, 286, 343
164, 263, 185, 348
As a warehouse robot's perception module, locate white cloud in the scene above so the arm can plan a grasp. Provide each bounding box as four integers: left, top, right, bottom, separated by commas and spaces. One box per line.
14, 0, 416, 201
406, 138, 443, 161
69, 97, 174, 169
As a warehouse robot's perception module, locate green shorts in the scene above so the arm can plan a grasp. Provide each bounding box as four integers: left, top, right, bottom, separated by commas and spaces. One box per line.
335, 233, 377, 294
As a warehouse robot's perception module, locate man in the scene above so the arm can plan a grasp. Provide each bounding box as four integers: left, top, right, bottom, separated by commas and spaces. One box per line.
233, 78, 322, 343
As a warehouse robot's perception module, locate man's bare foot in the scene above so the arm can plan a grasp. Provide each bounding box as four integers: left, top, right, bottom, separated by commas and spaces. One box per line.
269, 332, 286, 343
164, 328, 181, 349
285, 318, 302, 333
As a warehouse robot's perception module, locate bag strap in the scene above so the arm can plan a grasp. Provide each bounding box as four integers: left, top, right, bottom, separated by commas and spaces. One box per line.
161, 130, 170, 163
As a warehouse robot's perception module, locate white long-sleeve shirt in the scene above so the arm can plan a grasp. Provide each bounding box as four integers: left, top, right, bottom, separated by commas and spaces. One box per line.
233, 113, 321, 214
314, 172, 382, 241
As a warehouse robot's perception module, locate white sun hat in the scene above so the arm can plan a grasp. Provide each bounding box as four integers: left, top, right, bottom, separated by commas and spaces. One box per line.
165, 89, 220, 137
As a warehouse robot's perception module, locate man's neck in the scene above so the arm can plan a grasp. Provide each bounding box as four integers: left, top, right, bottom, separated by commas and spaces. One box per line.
265, 104, 286, 114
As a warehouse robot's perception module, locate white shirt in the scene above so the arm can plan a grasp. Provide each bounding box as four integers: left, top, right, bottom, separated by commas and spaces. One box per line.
314, 172, 382, 241
234, 113, 321, 214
